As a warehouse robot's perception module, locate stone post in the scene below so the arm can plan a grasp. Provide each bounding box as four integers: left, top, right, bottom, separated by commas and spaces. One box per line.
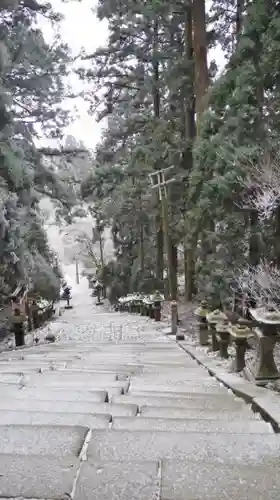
145, 303, 150, 317
171, 301, 184, 341
208, 323, 219, 351
171, 301, 177, 336
252, 328, 280, 380
150, 291, 164, 322
248, 308, 280, 381
194, 303, 209, 346
232, 337, 248, 372
229, 326, 253, 373
31, 301, 40, 329
198, 316, 209, 345
11, 311, 26, 347
140, 302, 146, 316
216, 323, 230, 359
154, 301, 161, 321
206, 311, 228, 352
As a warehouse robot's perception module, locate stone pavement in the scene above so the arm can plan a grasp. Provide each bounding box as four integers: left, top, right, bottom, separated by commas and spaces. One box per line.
0, 278, 280, 499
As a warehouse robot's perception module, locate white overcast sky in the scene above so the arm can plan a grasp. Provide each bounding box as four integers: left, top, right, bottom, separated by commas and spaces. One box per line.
41, 0, 108, 149
41, 0, 224, 150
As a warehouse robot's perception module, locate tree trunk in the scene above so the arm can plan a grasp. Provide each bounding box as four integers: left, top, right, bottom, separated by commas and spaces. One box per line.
156, 214, 164, 281
249, 209, 260, 267
152, 17, 164, 283
191, 0, 210, 299
275, 205, 280, 268
170, 241, 177, 300
183, 4, 196, 300
236, 0, 244, 46
185, 240, 196, 300
192, 0, 209, 126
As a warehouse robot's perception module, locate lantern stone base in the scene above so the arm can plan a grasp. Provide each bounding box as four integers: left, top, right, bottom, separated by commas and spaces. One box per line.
199, 325, 209, 345
231, 336, 249, 372
198, 318, 208, 346
208, 324, 219, 352
216, 331, 229, 359
248, 328, 280, 381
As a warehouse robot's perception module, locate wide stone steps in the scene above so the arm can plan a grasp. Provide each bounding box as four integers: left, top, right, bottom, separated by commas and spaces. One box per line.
112, 416, 273, 433
0, 331, 277, 499
86, 428, 280, 462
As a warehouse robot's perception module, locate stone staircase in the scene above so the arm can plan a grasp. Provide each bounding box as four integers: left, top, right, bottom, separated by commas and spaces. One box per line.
0, 301, 279, 498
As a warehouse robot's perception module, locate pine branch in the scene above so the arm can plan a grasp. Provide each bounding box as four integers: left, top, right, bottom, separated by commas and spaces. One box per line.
21, 0, 49, 13
38, 147, 88, 157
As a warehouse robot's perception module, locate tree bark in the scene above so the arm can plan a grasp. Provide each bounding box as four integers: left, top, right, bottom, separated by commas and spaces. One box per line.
170, 241, 178, 300
236, 0, 244, 45
183, 4, 197, 300
249, 209, 260, 267
274, 205, 280, 268
152, 18, 164, 282
191, 0, 211, 299
192, 0, 209, 125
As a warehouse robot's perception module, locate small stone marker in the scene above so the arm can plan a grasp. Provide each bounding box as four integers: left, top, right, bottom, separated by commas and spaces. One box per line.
45, 333, 56, 343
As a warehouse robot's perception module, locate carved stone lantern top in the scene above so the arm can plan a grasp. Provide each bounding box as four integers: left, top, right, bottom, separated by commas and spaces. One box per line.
150, 291, 164, 303
215, 322, 230, 333
229, 324, 253, 339
194, 301, 210, 318
206, 309, 227, 324
250, 308, 280, 325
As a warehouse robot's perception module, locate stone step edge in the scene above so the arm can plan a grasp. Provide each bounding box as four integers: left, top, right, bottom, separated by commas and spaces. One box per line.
177, 342, 279, 432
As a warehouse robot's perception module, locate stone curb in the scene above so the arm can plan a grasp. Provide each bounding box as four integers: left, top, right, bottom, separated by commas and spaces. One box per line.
99, 307, 280, 432
176, 341, 280, 432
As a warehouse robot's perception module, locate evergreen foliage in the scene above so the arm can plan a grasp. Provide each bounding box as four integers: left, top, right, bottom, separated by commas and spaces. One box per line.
0, 0, 84, 303
80, 0, 280, 307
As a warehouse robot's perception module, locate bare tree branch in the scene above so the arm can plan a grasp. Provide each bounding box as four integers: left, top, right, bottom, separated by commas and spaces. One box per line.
236, 260, 280, 308
238, 153, 280, 220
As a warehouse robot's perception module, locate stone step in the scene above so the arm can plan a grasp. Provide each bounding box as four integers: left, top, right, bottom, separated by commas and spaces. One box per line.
139, 405, 257, 420
0, 398, 137, 416
67, 362, 143, 374
24, 380, 128, 396
128, 389, 235, 400
25, 371, 118, 383
129, 383, 228, 395
139, 359, 195, 366
0, 373, 24, 384
69, 363, 199, 373
130, 375, 221, 385
0, 361, 133, 378
112, 416, 272, 433
0, 365, 119, 378
161, 460, 280, 500
111, 394, 248, 411
0, 424, 87, 456
34, 341, 173, 349
74, 460, 159, 500
49, 354, 140, 361
134, 360, 196, 367
0, 360, 67, 369
141, 366, 205, 374
51, 368, 129, 382
87, 430, 280, 463
0, 455, 79, 499
22, 383, 124, 399
139, 352, 193, 358
72, 458, 280, 500
20, 356, 141, 366
0, 410, 111, 427
6, 387, 108, 403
